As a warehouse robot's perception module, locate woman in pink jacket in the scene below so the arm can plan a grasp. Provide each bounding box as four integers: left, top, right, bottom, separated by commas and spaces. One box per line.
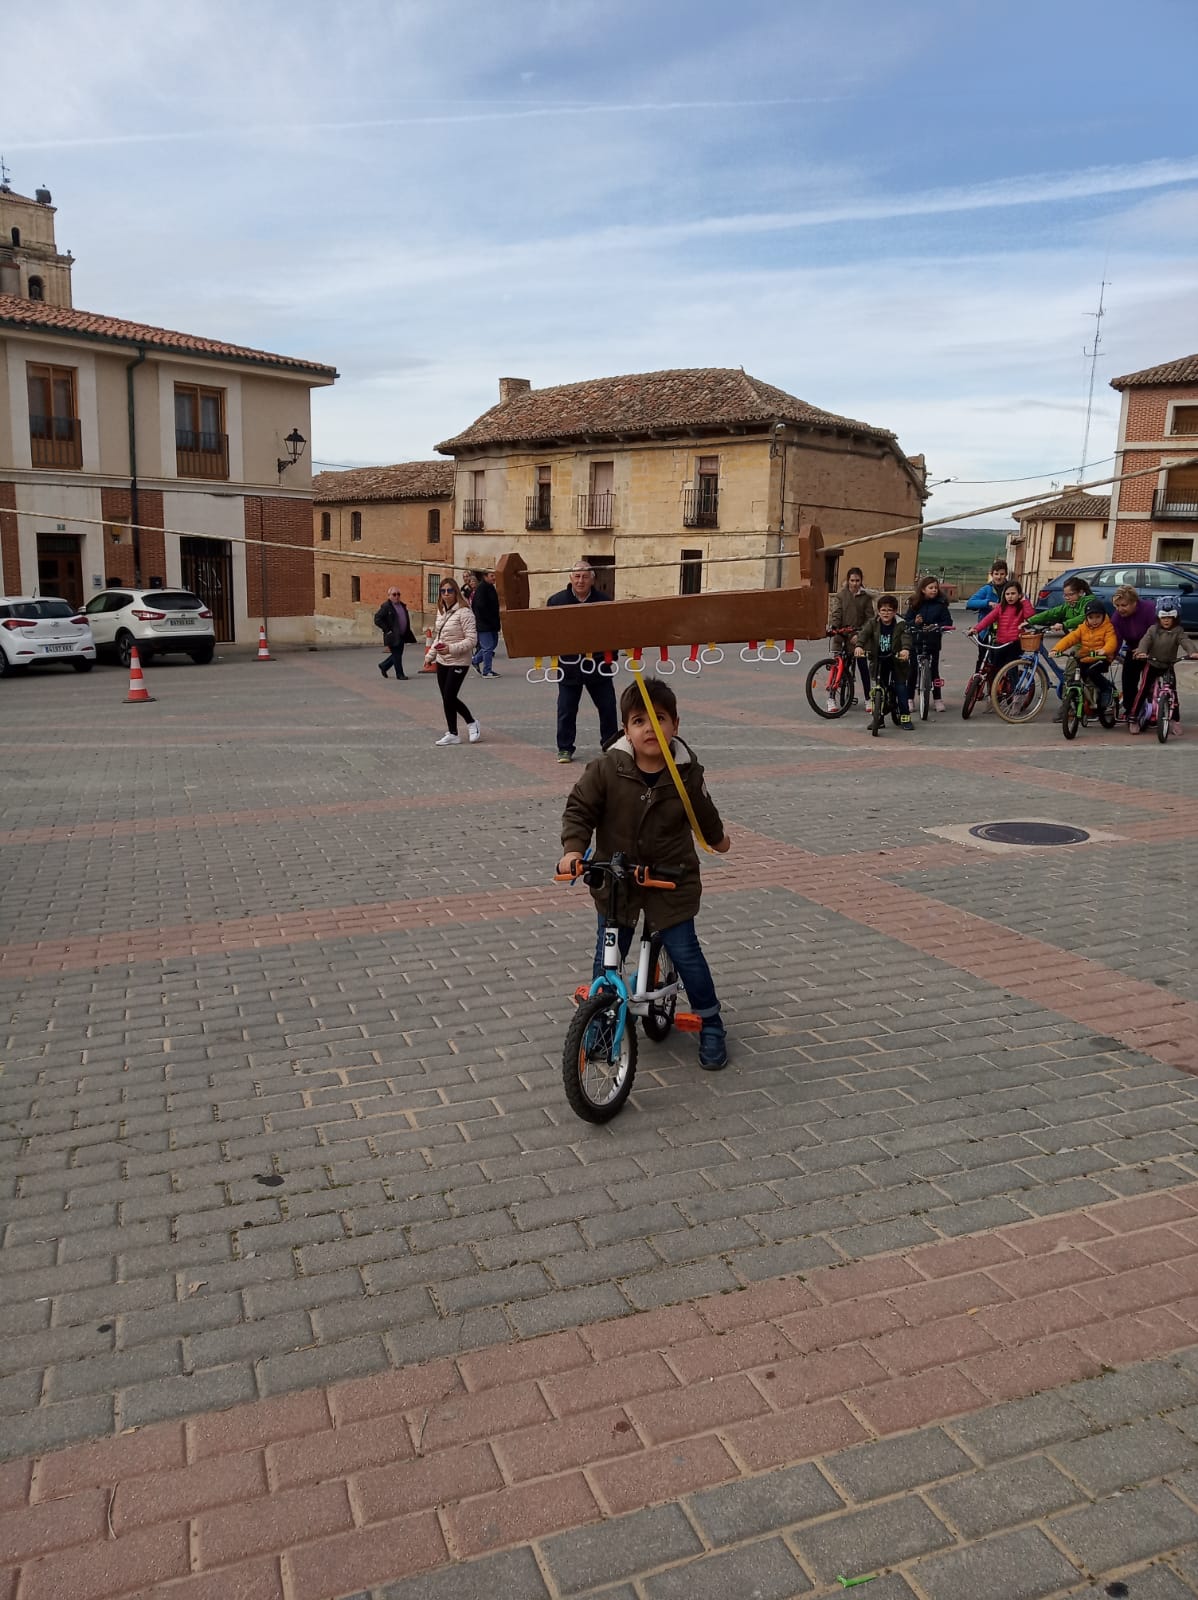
427, 579, 480, 746
967, 580, 1035, 676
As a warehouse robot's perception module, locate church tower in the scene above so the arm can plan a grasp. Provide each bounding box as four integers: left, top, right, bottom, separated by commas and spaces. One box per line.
0, 168, 74, 307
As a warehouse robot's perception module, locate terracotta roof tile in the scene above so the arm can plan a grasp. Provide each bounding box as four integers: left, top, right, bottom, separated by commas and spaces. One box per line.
0, 293, 337, 378
436, 367, 897, 452
1111, 354, 1198, 389
1011, 492, 1110, 523
313, 461, 454, 504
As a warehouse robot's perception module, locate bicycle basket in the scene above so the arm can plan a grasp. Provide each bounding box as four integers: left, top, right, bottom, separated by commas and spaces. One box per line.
1018, 630, 1043, 653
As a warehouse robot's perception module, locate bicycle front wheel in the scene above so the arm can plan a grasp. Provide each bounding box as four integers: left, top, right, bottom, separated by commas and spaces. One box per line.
1158, 691, 1174, 743
1062, 693, 1080, 740
805, 656, 854, 719
918, 663, 931, 721
869, 685, 885, 736
961, 674, 983, 719
991, 660, 1049, 723
562, 992, 637, 1122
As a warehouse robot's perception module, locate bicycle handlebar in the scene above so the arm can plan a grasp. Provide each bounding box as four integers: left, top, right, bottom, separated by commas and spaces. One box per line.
555, 855, 677, 890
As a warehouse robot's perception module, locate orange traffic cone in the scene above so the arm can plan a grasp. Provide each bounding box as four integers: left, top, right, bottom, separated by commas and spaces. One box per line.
123, 645, 155, 704
256, 624, 272, 662
421, 628, 437, 673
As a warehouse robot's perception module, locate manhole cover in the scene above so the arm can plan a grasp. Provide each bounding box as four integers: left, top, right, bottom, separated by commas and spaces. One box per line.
968, 821, 1091, 847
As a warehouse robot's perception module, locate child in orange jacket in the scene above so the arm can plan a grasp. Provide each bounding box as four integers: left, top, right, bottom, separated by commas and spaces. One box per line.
1052, 599, 1118, 712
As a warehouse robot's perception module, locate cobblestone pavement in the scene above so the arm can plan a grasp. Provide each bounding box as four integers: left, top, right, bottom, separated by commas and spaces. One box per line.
1, 634, 1196, 1598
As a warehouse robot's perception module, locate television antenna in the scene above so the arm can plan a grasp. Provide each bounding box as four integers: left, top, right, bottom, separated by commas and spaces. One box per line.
1079, 279, 1108, 479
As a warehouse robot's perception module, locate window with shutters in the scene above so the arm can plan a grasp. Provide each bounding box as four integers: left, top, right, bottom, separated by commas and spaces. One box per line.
174, 384, 228, 478
1169, 405, 1198, 434
1051, 523, 1075, 559
27, 363, 82, 468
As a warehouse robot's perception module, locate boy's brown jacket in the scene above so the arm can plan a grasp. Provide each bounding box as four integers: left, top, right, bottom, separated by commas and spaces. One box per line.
560, 736, 724, 931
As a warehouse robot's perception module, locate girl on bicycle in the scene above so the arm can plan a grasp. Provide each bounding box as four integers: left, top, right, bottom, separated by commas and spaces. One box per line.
1130, 598, 1198, 734
967, 580, 1033, 676
904, 575, 954, 713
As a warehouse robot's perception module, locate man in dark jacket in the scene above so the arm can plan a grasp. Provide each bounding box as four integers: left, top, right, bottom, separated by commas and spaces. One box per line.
373, 587, 416, 679
546, 560, 619, 762
470, 570, 502, 677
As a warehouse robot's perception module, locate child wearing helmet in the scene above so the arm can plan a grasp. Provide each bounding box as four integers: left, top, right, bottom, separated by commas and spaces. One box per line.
1129, 598, 1198, 735
1052, 599, 1118, 713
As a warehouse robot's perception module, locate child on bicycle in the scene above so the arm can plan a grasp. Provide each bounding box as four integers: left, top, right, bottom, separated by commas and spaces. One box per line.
904, 575, 954, 712
1027, 576, 1100, 721
965, 559, 1010, 666
967, 580, 1034, 676
557, 677, 732, 1069
1130, 597, 1198, 735
827, 566, 875, 711
1052, 599, 1118, 712
853, 595, 913, 729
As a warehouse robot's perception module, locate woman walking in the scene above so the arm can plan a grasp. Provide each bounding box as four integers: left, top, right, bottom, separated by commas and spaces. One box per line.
427, 579, 480, 746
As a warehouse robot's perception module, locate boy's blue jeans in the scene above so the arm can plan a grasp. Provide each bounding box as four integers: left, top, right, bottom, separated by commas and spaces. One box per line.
592, 916, 723, 1032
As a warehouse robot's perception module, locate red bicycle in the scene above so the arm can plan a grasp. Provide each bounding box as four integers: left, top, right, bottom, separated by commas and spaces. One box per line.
804, 628, 859, 719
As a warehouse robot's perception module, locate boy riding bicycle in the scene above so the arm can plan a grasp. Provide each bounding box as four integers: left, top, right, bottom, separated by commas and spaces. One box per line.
853, 595, 913, 729
1052, 599, 1118, 711
557, 677, 732, 1069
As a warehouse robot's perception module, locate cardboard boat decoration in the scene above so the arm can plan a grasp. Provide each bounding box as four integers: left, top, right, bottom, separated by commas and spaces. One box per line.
495, 523, 829, 675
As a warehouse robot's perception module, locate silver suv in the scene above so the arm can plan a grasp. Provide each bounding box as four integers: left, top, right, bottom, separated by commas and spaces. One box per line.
84, 587, 216, 666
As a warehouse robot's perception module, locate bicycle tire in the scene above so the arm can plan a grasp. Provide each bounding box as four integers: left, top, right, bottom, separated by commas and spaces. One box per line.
961, 675, 982, 720
1062, 694, 1080, 740
1158, 692, 1173, 744
869, 685, 885, 736
804, 655, 853, 719
562, 992, 637, 1122
1098, 699, 1118, 730
641, 936, 677, 1042
918, 662, 931, 721
991, 660, 1049, 723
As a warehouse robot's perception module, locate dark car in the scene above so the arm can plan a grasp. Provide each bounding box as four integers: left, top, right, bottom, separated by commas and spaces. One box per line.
1035, 561, 1198, 630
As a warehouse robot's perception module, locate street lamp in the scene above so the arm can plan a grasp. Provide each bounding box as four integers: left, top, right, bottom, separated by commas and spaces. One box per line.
277, 428, 307, 476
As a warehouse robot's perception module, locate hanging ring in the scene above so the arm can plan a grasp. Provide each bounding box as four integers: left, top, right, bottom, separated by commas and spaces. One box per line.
739, 639, 760, 663
598, 652, 619, 678
655, 646, 675, 676
779, 638, 803, 665
526, 656, 548, 684
759, 637, 782, 662
699, 643, 724, 665
579, 653, 596, 674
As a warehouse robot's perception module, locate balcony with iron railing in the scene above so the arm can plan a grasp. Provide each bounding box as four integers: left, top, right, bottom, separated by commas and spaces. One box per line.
29, 415, 82, 470
577, 491, 614, 530
525, 494, 552, 531
461, 498, 486, 531
175, 428, 229, 480
1153, 491, 1198, 522
682, 484, 719, 529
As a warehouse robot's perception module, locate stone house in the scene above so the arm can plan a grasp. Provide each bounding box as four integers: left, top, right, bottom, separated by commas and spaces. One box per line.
1109, 354, 1198, 566
0, 181, 336, 642
312, 461, 455, 641
435, 370, 926, 604
1008, 491, 1111, 592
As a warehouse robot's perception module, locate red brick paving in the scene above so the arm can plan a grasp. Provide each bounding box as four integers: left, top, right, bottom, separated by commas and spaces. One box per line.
7, 1181, 1198, 1600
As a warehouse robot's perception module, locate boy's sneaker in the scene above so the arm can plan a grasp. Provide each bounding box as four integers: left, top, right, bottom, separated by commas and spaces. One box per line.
434, 733, 461, 746
899, 713, 914, 730
557, 749, 574, 763
698, 1027, 728, 1070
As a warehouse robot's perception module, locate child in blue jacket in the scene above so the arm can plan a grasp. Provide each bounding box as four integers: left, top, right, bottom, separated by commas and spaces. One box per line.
965, 559, 1009, 669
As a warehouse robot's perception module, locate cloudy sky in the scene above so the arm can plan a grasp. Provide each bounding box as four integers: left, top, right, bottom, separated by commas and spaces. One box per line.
3, 0, 1196, 524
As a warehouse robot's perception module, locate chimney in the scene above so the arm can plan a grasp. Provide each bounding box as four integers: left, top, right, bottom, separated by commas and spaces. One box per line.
498, 377, 531, 403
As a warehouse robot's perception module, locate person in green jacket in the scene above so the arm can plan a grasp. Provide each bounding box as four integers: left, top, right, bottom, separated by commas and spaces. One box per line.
1026, 577, 1099, 719
1026, 576, 1098, 633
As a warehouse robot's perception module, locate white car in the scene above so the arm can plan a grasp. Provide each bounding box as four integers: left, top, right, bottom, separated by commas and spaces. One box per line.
0, 596, 96, 676
84, 587, 216, 666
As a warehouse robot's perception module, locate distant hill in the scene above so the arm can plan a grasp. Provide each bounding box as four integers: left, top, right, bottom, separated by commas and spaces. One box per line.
918, 526, 1007, 582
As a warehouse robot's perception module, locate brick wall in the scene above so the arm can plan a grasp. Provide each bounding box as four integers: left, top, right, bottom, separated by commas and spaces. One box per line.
1111, 381, 1198, 560
246, 495, 314, 619
0, 481, 20, 594
100, 487, 166, 585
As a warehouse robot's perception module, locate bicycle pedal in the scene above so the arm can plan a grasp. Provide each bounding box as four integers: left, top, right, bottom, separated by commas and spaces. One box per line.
674, 1012, 702, 1032
571, 984, 592, 1007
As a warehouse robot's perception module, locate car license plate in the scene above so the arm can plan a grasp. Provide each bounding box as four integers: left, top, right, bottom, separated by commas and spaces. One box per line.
168, 618, 193, 627
44, 643, 75, 653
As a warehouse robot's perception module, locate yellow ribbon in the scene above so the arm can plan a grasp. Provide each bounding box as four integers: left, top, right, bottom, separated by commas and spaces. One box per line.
633, 667, 714, 854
